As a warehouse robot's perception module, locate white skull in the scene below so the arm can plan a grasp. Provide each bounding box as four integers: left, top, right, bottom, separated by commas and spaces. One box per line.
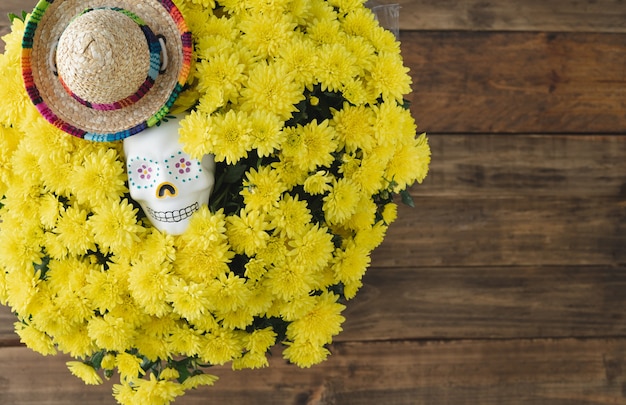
123, 116, 215, 235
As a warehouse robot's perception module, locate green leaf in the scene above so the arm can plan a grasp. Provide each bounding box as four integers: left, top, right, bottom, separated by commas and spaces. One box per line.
400, 189, 415, 208
90, 350, 106, 370
7, 11, 28, 23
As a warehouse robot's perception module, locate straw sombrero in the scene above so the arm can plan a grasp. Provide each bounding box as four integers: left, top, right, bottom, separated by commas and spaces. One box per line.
22, 0, 192, 142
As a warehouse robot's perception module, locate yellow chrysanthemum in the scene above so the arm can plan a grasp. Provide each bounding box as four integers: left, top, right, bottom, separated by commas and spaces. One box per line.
127, 259, 175, 317
367, 52, 413, 102
323, 178, 361, 224
282, 339, 331, 368
281, 120, 338, 171
66, 361, 103, 385
226, 208, 270, 256
241, 166, 286, 211
207, 109, 253, 164
331, 102, 375, 153
249, 111, 285, 157
70, 147, 128, 209
181, 373, 219, 390
315, 43, 358, 92
116, 352, 146, 381
198, 328, 244, 365
286, 292, 345, 345
385, 133, 431, 191
195, 52, 245, 104
239, 10, 297, 58
178, 109, 213, 161
14, 322, 57, 356
88, 199, 144, 256
240, 61, 305, 121
168, 278, 212, 321
287, 223, 335, 271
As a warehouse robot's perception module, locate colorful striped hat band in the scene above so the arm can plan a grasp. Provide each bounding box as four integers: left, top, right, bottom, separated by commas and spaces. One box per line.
22, 0, 192, 142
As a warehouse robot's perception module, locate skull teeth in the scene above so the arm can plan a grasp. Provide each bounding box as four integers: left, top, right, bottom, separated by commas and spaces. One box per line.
146, 202, 199, 223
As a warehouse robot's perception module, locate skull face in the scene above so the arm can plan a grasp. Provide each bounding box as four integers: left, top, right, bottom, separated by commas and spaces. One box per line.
123, 116, 215, 235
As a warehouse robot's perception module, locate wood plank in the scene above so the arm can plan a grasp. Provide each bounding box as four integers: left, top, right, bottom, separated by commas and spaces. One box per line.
422, 134, 626, 197
402, 31, 626, 134
0, 338, 625, 404
395, 0, 626, 33
340, 266, 626, 341
4, 1, 626, 36
374, 195, 626, 267
1, 265, 624, 345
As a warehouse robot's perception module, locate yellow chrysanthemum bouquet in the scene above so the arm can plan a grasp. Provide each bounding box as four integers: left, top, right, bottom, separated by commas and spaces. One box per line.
0, 0, 429, 403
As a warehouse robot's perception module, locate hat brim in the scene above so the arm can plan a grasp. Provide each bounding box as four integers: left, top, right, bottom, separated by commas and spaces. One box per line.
22, 0, 192, 142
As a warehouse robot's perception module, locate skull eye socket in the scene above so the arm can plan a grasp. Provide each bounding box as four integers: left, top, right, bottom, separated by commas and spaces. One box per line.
128, 158, 159, 189
165, 151, 203, 184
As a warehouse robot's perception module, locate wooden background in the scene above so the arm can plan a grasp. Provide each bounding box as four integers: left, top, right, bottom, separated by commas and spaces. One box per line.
1, 0, 626, 403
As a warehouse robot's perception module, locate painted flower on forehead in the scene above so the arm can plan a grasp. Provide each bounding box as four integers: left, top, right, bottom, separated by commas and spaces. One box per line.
0, 0, 430, 403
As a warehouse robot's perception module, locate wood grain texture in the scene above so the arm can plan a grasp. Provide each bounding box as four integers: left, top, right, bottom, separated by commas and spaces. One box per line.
2, 265, 625, 343
403, 31, 626, 134
1, 0, 625, 404
1, 339, 625, 405
421, 135, 626, 198
395, 0, 626, 33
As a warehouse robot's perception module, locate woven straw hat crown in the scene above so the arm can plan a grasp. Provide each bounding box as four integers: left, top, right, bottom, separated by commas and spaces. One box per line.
22, 0, 192, 142
56, 9, 152, 105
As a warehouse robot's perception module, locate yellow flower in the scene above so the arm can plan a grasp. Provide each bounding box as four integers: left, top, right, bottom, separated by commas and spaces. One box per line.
385, 133, 431, 191
303, 170, 333, 195
181, 373, 219, 390
344, 193, 377, 231
263, 262, 316, 301
178, 110, 213, 161
269, 194, 312, 238
331, 102, 375, 153
67, 361, 103, 385
277, 32, 318, 87
316, 43, 358, 92
208, 109, 253, 165
167, 324, 202, 356
127, 259, 174, 317
281, 120, 338, 171
70, 147, 128, 209
249, 111, 285, 157
85, 268, 123, 313
159, 368, 180, 381
287, 223, 335, 270
133, 374, 185, 405
286, 292, 345, 346
244, 327, 277, 354
240, 61, 305, 121
53, 205, 96, 257
0, 125, 20, 195
239, 10, 296, 58
226, 208, 270, 256
205, 272, 252, 312
198, 328, 244, 365
14, 322, 57, 356
241, 166, 285, 212
88, 199, 144, 255
340, 6, 378, 38
232, 350, 270, 370
168, 278, 212, 321
116, 352, 146, 381
332, 241, 371, 283
195, 52, 245, 104
87, 314, 136, 352
367, 52, 412, 102
382, 202, 398, 224
323, 178, 360, 224
282, 339, 330, 368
